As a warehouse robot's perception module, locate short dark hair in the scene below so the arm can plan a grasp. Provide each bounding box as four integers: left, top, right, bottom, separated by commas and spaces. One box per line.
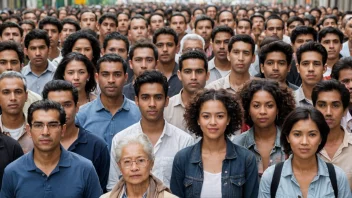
192, 8, 204, 16
27, 100, 66, 127
19, 20, 36, 30
264, 15, 284, 30
0, 22, 24, 37
39, 16, 63, 33
133, 70, 168, 98
129, 39, 158, 61
236, 18, 253, 29
148, 13, 164, 26
42, 80, 79, 106
129, 14, 148, 30
152, 27, 178, 45
312, 79, 350, 110
228, 34, 255, 55
331, 57, 352, 80
194, 15, 215, 29
211, 25, 234, 42
98, 13, 117, 25
296, 41, 327, 66
24, 29, 50, 49
116, 12, 130, 27
290, 26, 318, 44
205, 5, 218, 13
259, 40, 293, 65
318, 27, 344, 44
309, 8, 322, 16
179, 50, 208, 71
217, 10, 235, 22
287, 16, 304, 27
96, 53, 127, 73
80, 10, 97, 22
170, 12, 187, 24
61, 18, 81, 32
322, 15, 338, 25
250, 13, 265, 22
304, 14, 317, 26
281, 107, 329, 154
0, 41, 24, 64
103, 32, 129, 53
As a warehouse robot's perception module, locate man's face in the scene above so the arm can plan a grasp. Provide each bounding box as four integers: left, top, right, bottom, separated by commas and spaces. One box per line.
117, 14, 129, 33
287, 21, 303, 36
182, 39, 204, 54
292, 34, 314, 53
320, 33, 342, 61
323, 18, 337, 28
252, 17, 264, 30
25, 39, 49, 67
0, 77, 27, 115
97, 18, 117, 39
129, 47, 156, 77
237, 10, 248, 20
170, 16, 187, 36
195, 20, 212, 42
315, 90, 345, 130
260, 51, 290, 83
128, 19, 148, 44
265, 19, 284, 40
311, 11, 321, 23
103, 39, 128, 60
181, 11, 191, 23
228, 41, 255, 74
338, 69, 352, 104
42, 24, 59, 48
212, 32, 231, 62
178, 58, 209, 94
72, 38, 93, 61
59, 10, 67, 21
218, 12, 235, 29
297, 51, 326, 86
80, 12, 97, 31
0, 50, 21, 73
23, 13, 37, 25
344, 19, 352, 41
236, 20, 251, 35
155, 34, 177, 64
20, 24, 34, 41
1, 27, 22, 44
47, 91, 77, 127
150, 15, 164, 33
206, 7, 217, 20
60, 23, 77, 46
97, 61, 127, 99
193, 10, 204, 19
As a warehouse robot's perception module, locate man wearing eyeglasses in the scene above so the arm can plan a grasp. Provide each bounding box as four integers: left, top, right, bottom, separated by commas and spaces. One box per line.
0, 100, 102, 197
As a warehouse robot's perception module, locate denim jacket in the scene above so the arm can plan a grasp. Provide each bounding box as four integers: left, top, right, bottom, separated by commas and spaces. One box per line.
170, 137, 259, 198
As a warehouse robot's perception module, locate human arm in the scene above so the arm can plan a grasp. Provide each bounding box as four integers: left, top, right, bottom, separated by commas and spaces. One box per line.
244, 152, 259, 198
84, 165, 103, 198
170, 151, 186, 197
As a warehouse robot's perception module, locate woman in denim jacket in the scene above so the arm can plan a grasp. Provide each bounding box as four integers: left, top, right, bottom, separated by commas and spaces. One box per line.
233, 79, 295, 177
170, 89, 259, 198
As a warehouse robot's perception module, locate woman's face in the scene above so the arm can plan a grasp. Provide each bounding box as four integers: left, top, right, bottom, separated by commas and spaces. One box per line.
72, 39, 93, 61
64, 60, 89, 92
118, 143, 153, 186
287, 119, 322, 160
198, 100, 230, 140
249, 90, 278, 129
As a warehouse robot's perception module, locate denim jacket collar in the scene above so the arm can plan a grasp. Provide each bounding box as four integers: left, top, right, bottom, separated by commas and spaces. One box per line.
243, 126, 282, 149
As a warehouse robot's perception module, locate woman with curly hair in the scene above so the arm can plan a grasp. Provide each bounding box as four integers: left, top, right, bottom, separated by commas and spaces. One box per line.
170, 89, 259, 198
53, 52, 97, 106
233, 79, 295, 177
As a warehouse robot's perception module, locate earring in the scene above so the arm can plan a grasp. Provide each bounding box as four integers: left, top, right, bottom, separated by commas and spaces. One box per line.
87, 78, 89, 82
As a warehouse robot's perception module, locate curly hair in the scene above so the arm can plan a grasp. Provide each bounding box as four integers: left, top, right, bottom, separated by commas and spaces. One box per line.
239, 79, 296, 128
184, 89, 243, 138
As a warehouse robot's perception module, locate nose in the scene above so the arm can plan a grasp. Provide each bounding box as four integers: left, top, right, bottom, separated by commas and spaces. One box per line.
326, 105, 332, 115
329, 42, 334, 48
108, 74, 115, 83
259, 105, 266, 114
130, 161, 139, 171
301, 134, 308, 145
141, 60, 147, 69
35, 48, 41, 56
191, 71, 196, 79
6, 62, 12, 71
149, 98, 156, 107
273, 62, 279, 71
42, 125, 50, 135
10, 92, 16, 101
209, 115, 216, 125
220, 41, 225, 49
162, 44, 167, 52
73, 72, 79, 80
238, 52, 244, 60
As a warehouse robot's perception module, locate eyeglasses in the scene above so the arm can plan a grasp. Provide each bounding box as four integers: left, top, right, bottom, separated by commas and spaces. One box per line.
120, 158, 149, 169
31, 122, 61, 131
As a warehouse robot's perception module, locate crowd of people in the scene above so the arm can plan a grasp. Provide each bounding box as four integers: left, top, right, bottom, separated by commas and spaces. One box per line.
0, 2, 352, 197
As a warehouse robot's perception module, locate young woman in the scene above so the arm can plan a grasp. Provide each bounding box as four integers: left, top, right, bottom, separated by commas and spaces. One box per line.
171, 89, 259, 198
233, 79, 295, 176
259, 107, 351, 198
54, 52, 97, 107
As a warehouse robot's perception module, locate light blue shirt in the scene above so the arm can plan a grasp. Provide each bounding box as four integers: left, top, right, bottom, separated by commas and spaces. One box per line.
259, 155, 352, 198
341, 41, 350, 58
75, 95, 141, 150
21, 60, 56, 95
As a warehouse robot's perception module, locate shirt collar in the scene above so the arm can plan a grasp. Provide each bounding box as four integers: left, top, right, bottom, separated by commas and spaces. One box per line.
341, 128, 352, 146
95, 95, 131, 112
223, 74, 232, 89
23, 60, 56, 76
243, 127, 282, 149
0, 114, 27, 138
172, 89, 185, 108
208, 57, 215, 71
136, 120, 171, 137
295, 86, 312, 105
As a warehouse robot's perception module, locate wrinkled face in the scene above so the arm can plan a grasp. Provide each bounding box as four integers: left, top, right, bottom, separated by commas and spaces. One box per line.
236, 20, 251, 35
265, 19, 284, 40
80, 12, 97, 31
338, 69, 352, 104
249, 90, 278, 129
195, 20, 212, 42
0, 77, 27, 115
64, 60, 89, 92
103, 39, 128, 60
297, 51, 326, 86
218, 12, 235, 29
178, 58, 208, 94
322, 18, 337, 28
117, 13, 129, 33
212, 32, 231, 61
320, 33, 342, 61
228, 41, 255, 74
60, 24, 77, 45
128, 19, 148, 44
292, 34, 314, 53
1, 27, 22, 44
261, 51, 290, 83
97, 18, 117, 39
155, 34, 177, 64
72, 39, 93, 61
129, 47, 156, 77
150, 15, 164, 33
287, 21, 303, 36
47, 90, 77, 127
0, 50, 21, 73
97, 61, 127, 99
170, 16, 187, 36
25, 39, 49, 67
206, 7, 217, 20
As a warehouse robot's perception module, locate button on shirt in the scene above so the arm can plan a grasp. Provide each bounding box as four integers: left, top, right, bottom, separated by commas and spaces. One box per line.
21, 60, 56, 95
0, 146, 103, 198
294, 86, 313, 107
107, 121, 194, 191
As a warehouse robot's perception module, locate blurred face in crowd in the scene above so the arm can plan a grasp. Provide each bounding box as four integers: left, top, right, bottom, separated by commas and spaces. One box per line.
80, 12, 97, 31
128, 18, 148, 44
265, 19, 284, 40
103, 39, 128, 60
0, 27, 22, 44
218, 11, 235, 30
195, 20, 212, 43
170, 16, 187, 36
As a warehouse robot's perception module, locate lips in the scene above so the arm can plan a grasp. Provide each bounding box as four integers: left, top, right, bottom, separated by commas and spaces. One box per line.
8, 104, 19, 108
299, 148, 310, 153
73, 83, 81, 87
207, 128, 218, 133
258, 118, 268, 123
39, 139, 52, 144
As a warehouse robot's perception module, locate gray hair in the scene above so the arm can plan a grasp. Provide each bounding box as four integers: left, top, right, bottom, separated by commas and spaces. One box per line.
179, 34, 205, 53
0, 71, 27, 92
115, 133, 155, 162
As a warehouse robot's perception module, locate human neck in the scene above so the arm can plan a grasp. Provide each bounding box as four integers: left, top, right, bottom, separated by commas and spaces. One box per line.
78, 90, 89, 106
204, 40, 211, 50
100, 94, 124, 115
140, 117, 165, 135
229, 70, 250, 88
33, 146, 61, 175
327, 126, 344, 143
1, 112, 25, 129
253, 124, 277, 141
301, 82, 315, 100
126, 178, 150, 198
49, 45, 60, 60
291, 155, 318, 173
156, 61, 175, 79
201, 136, 227, 154
30, 61, 48, 75
181, 89, 194, 107
326, 58, 339, 69
214, 57, 231, 71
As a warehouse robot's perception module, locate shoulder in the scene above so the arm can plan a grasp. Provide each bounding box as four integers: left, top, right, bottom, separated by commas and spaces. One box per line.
112, 123, 140, 142
83, 129, 108, 148
174, 142, 198, 160
0, 134, 22, 148
205, 76, 225, 89
4, 153, 28, 172
260, 164, 275, 186
99, 191, 111, 198
163, 191, 178, 198
27, 90, 42, 100
66, 150, 95, 168
232, 131, 249, 146
166, 123, 192, 139
78, 99, 97, 112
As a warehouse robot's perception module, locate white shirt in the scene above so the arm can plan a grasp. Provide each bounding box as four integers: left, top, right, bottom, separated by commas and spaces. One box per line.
200, 171, 222, 198
341, 41, 350, 57
107, 120, 194, 191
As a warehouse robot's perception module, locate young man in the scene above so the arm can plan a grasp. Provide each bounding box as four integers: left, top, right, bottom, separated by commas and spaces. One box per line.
0, 22, 23, 44
108, 70, 194, 190
153, 27, 182, 97
206, 34, 256, 94
38, 16, 62, 61
265, 15, 285, 41
321, 15, 338, 28
207, 26, 234, 84
97, 13, 117, 48
80, 10, 97, 31
341, 17, 352, 57
0, 100, 102, 197
21, 29, 56, 95
128, 14, 148, 45
123, 40, 158, 100
116, 12, 129, 36
236, 18, 252, 35
101, 32, 129, 60
217, 10, 236, 30
169, 13, 187, 45
286, 16, 304, 37
59, 18, 81, 49
236, 8, 248, 20
19, 20, 35, 44
164, 50, 209, 132
194, 15, 214, 60
294, 41, 327, 107
148, 13, 165, 39
42, 80, 110, 192
22, 10, 38, 26
75, 54, 141, 150
312, 80, 352, 189
205, 5, 217, 20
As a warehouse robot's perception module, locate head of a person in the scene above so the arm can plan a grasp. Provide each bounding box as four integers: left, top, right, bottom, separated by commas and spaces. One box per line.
179, 33, 205, 54
265, 15, 285, 40
250, 13, 265, 29
42, 80, 79, 127
286, 16, 304, 37
115, 133, 155, 186
318, 27, 343, 62
296, 41, 327, 87
97, 13, 117, 39
0, 22, 23, 44
331, 57, 352, 104
60, 18, 81, 46
153, 27, 178, 64
22, 10, 38, 25
116, 12, 130, 34
61, 30, 101, 66
102, 32, 129, 60
211, 25, 234, 62
259, 40, 293, 84
341, 11, 352, 29
205, 5, 217, 20
303, 14, 317, 27
227, 34, 255, 74
24, 29, 50, 67
345, 17, 352, 42
237, 8, 248, 20
19, 20, 35, 41
309, 8, 322, 23
148, 13, 165, 34
27, 100, 66, 153
321, 15, 338, 28
194, 15, 214, 43
128, 14, 148, 44
192, 7, 204, 19
58, 8, 67, 20
169, 12, 187, 36
0, 41, 24, 73
236, 18, 252, 35
240, 79, 295, 128
281, 107, 329, 157
280, 11, 289, 22
38, 16, 63, 48
184, 88, 242, 139
217, 10, 236, 29
290, 26, 318, 53
80, 10, 97, 31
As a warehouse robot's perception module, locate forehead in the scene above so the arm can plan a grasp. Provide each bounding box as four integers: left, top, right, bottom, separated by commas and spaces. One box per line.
196, 20, 212, 26
81, 12, 95, 19
101, 18, 116, 24
150, 15, 163, 20
99, 61, 124, 72
317, 90, 342, 101
118, 14, 129, 19
324, 18, 336, 23
28, 39, 47, 47
267, 19, 283, 27
156, 34, 175, 43
138, 83, 164, 95
252, 16, 264, 21
321, 33, 340, 40
0, 50, 19, 60
231, 41, 252, 51
171, 16, 185, 22
296, 34, 314, 40
63, 23, 76, 29
2, 27, 21, 33
265, 51, 287, 60
183, 39, 203, 47
300, 51, 323, 62
338, 68, 352, 79
207, 7, 216, 11
24, 13, 36, 17
219, 12, 232, 19
121, 143, 148, 158
130, 18, 146, 26
133, 47, 154, 57
214, 32, 232, 39
47, 90, 74, 102
238, 20, 250, 26
31, 109, 60, 122
107, 39, 126, 48
43, 24, 59, 30
181, 58, 205, 69
73, 38, 91, 47
0, 77, 25, 89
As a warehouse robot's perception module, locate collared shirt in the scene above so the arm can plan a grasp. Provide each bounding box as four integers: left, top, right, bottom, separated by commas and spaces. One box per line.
164, 89, 187, 132
121, 185, 147, 198
75, 95, 141, 150
232, 126, 285, 176
294, 86, 313, 107
259, 155, 351, 198
68, 128, 110, 192
51, 55, 63, 67
249, 54, 260, 77
122, 82, 135, 101
23, 90, 42, 116
206, 73, 253, 95
0, 146, 103, 198
341, 111, 352, 133
168, 63, 183, 97
319, 129, 352, 189
207, 57, 231, 85
21, 60, 57, 95
107, 120, 194, 191
341, 41, 351, 57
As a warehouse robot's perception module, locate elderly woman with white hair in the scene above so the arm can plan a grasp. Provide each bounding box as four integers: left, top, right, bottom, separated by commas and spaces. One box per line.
100, 133, 177, 198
